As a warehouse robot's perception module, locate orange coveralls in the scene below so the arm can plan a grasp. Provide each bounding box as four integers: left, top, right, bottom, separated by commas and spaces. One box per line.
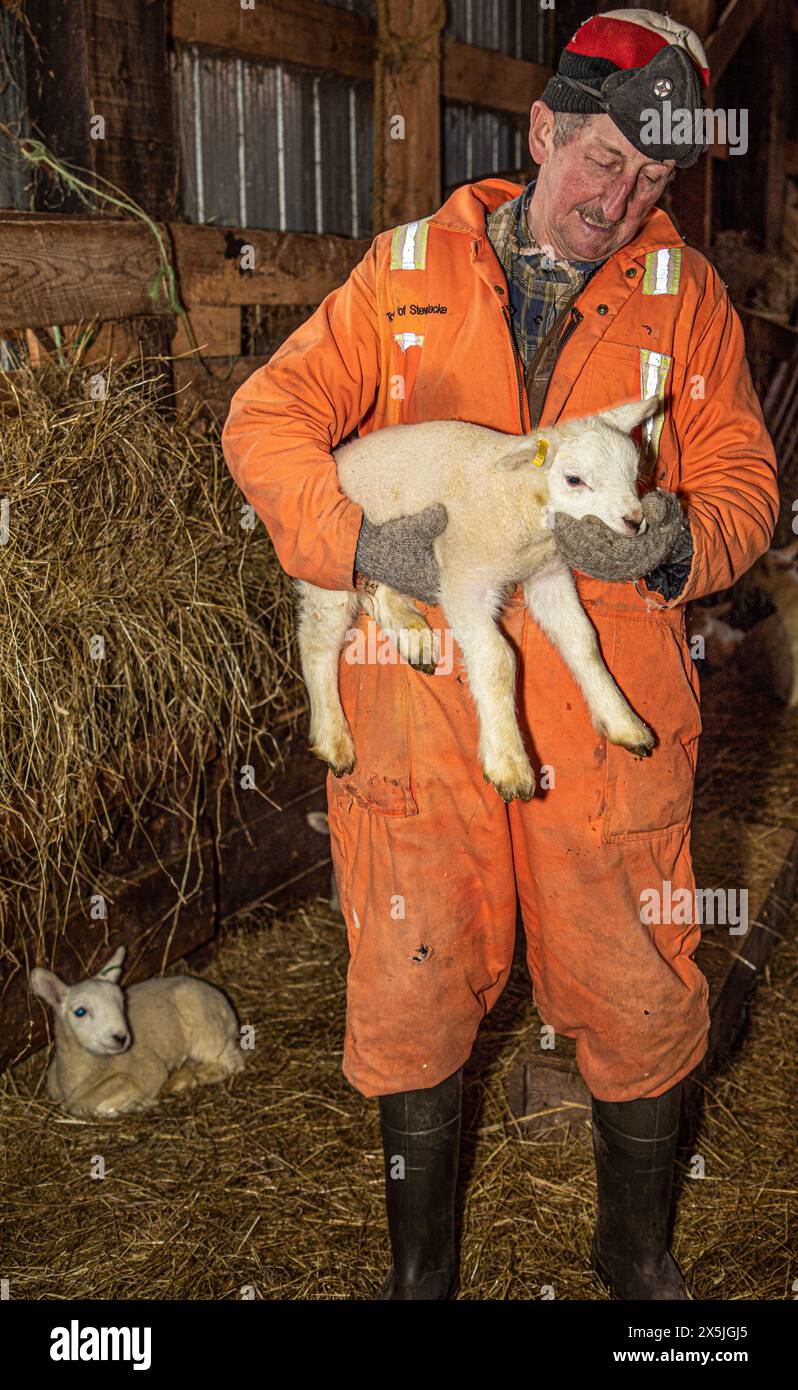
222, 179, 779, 1102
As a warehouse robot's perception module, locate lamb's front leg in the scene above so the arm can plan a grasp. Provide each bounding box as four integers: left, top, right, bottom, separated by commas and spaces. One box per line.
523, 564, 654, 756
442, 581, 535, 802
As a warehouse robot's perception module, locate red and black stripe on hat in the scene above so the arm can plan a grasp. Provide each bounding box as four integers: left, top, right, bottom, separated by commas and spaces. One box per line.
543, 8, 710, 115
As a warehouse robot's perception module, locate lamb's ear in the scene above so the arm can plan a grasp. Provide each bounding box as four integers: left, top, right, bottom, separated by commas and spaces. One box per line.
93, 945, 126, 984
597, 395, 660, 434
495, 435, 553, 472
30, 967, 68, 1009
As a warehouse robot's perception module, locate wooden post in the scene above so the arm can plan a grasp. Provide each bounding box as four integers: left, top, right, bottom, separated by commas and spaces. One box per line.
751, 0, 791, 254
20, 1, 177, 360
666, 2, 717, 42
22, 0, 96, 214
666, 1, 716, 252
22, 0, 176, 219
84, 0, 178, 223
373, 0, 445, 232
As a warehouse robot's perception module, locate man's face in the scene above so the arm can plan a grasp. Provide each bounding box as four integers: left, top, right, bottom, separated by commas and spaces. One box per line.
527, 106, 675, 262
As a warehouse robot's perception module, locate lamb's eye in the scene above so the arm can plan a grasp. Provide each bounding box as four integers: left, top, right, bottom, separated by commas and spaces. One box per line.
73, 1007, 87, 1018
565, 475, 585, 487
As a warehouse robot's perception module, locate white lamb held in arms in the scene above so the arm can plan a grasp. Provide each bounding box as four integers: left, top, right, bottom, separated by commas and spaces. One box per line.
298, 396, 661, 803
30, 946, 245, 1119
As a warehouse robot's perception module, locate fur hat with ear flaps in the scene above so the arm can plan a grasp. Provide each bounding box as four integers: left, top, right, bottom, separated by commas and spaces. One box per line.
541, 8, 711, 168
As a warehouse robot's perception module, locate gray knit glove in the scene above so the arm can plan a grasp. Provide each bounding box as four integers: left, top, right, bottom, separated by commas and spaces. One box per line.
551, 490, 692, 586
354, 504, 448, 605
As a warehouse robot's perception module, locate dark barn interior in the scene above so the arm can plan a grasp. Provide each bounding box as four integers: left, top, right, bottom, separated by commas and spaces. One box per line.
0, 0, 796, 1313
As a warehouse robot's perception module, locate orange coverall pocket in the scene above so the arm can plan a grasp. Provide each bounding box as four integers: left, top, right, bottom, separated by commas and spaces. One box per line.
598, 606, 702, 843
329, 637, 419, 817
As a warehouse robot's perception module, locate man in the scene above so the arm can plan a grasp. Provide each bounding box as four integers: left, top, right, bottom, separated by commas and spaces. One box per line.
222, 9, 779, 1300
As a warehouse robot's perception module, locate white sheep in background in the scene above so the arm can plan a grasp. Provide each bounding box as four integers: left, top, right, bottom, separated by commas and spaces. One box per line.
30, 946, 245, 1119
687, 600, 746, 668
298, 398, 660, 802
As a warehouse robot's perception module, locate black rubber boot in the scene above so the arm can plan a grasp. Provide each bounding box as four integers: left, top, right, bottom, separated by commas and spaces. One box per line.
590, 1079, 692, 1300
376, 1067, 462, 1300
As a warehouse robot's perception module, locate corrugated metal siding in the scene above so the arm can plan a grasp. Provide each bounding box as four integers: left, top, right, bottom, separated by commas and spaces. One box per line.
446, 0, 555, 64
444, 104, 524, 187
0, 5, 30, 210
173, 45, 373, 236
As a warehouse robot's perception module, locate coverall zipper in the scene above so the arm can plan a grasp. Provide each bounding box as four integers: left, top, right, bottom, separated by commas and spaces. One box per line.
501, 302, 528, 433
502, 301, 584, 434
556, 305, 583, 359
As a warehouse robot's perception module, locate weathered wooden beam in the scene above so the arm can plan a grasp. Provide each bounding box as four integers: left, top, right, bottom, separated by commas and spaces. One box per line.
0, 214, 165, 330
169, 222, 370, 309
442, 39, 549, 116
0, 216, 369, 331
375, 0, 444, 230
704, 0, 767, 86
171, 0, 547, 117
171, 0, 374, 81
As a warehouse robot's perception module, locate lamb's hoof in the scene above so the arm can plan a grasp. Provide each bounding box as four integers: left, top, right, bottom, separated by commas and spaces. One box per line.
310, 735, 355, 778
398, 625, 439, 675
606, 720, 656, 757
483, 764, 536, 803
628, 742, 653, 759
328, 757, 356, 778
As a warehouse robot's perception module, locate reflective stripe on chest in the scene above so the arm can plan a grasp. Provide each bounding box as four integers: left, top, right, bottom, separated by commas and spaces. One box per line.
390, 219, 433, 270
642, 247, 682, 296
639, 348, 673, 476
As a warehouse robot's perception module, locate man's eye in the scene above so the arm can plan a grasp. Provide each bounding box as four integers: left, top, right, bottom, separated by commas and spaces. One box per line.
565, 476, 585, 487
590, 158, 614, 171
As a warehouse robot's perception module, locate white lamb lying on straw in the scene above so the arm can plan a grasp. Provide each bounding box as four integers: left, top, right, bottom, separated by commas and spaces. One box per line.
30, 946, 245, 1118
298, 397, 660, 803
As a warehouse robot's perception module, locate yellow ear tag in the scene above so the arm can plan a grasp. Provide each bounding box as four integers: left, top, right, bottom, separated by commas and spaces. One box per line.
531, 438, 549, 467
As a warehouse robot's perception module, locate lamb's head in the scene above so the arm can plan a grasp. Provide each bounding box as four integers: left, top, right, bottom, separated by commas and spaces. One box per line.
497, 396, 660, 536
30, 946, 131, 1056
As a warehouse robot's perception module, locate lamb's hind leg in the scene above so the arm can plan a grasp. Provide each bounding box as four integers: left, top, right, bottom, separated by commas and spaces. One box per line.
367, 583, 439, 675
523, 566, 654, 755
296, 581, 360, 775
442, 581, 535, 802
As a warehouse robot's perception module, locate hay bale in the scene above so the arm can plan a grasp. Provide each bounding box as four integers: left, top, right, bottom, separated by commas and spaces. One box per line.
0, 355, 303, 967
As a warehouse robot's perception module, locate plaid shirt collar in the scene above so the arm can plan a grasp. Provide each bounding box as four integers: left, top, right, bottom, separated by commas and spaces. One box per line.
486, 179, 608, 367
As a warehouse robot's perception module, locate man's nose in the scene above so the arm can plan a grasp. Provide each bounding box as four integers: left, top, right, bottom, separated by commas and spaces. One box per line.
623, 512, 644, 534
600, 176, 637, 223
